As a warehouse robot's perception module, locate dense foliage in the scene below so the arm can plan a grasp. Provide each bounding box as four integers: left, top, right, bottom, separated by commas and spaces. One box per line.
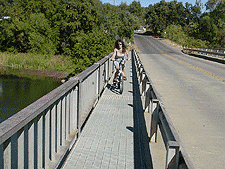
0, 0, 141, 75
145, 0, 225, 48
0, 0, 224, 76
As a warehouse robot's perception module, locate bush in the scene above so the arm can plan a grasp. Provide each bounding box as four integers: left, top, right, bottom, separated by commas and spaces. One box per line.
28, 13, 59, 55
162, 24, 209, 48
0, 13, 58, 55
70, 29, 114, 75
162, 24, 188, 46
184, 37, 209, 48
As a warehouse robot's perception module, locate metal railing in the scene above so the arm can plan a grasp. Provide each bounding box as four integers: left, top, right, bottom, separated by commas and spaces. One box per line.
133, 48, 195, 169
0, 52, 114, 168
197, 48, 225, 53
183, 47, 225, 61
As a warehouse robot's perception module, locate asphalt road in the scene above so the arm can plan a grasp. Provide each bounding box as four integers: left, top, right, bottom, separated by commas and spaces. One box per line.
134, 33, 225, 168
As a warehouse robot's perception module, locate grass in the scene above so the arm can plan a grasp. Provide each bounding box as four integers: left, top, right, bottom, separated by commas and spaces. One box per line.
161, 39, 183, 49
0, 52, 73, 75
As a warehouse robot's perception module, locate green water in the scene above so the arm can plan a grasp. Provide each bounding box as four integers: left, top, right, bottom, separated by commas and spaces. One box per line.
0, 67, 62, 123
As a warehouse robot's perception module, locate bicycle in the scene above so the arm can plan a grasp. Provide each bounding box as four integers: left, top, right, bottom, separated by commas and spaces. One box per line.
117, 64, 124, 94
111, 59, 126, 94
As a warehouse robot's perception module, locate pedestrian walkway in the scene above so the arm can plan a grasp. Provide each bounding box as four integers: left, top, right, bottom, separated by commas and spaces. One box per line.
62, 57, 153, 168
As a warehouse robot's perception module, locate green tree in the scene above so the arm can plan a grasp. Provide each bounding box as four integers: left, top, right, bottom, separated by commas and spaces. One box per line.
28, 13, 59, 55
129, 1, 143, 19
119, 2, 129, 11
100, 2, 139, 41
198, 15, 218, 42
205, 0, 222, 11
208, 0, 225, 47
190, 0, 203, 22
69, 29, 114, 74
1, 0, 143, 75
145, 0, 187, 35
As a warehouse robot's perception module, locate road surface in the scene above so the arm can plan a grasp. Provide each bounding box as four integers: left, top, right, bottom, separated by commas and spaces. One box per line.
134, 33, 225, 168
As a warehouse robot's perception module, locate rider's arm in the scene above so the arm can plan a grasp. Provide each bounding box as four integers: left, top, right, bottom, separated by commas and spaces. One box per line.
111, 48, 117, 61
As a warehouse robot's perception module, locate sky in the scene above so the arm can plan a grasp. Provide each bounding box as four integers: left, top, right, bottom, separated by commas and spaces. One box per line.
100, 0, 208, 10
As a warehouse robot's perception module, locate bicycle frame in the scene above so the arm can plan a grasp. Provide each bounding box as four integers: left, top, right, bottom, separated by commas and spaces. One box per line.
118, 67, 123, 94
116, 63, 124, 94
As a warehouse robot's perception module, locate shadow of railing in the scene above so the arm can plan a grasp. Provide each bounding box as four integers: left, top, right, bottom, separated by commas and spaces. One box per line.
131, 53, 153, 169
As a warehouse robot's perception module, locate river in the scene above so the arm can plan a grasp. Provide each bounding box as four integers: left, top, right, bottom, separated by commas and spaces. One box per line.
0, 67, 64, 123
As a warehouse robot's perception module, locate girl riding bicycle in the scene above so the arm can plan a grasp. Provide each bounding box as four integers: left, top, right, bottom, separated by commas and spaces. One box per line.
111, 39, 130, 85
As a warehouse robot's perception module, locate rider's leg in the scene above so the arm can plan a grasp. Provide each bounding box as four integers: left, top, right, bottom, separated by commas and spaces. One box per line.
113, 65, 120, 84
121, 61, 127, 80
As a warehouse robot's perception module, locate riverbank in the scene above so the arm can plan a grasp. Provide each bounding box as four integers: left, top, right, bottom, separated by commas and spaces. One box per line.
0, 65, 67, 79
0, 52, 72, 79
0, 68, 63, 123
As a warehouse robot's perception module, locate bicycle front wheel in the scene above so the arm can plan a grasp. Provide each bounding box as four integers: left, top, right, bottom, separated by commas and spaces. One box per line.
119, 75, 123, 94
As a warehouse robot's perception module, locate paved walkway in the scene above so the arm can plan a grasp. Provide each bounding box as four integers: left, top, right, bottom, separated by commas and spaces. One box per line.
62, 56, 154, 169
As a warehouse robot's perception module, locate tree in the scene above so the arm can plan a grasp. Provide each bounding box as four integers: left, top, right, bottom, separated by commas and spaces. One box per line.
208, 0, 225, 47
119, 2, 129, 11
205, 0, 222, 11
145, 0, 187, 35
0, 0, 143, 75
191, 0, 203, 21
129, 1, 142, 18
198, 15, 218, 42
100, 2, 139, 41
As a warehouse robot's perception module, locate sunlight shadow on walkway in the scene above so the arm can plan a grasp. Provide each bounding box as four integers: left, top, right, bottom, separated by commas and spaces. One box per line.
131, 55, 153, 169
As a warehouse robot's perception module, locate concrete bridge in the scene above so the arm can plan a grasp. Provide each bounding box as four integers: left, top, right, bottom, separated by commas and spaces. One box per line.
3, 33, 224, 169
2, 32, 225, 168
62, 52, 150, 168
0, 46, 195, 168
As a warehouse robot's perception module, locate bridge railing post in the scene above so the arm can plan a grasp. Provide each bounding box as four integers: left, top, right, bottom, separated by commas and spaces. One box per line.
37, 114, 43, 168
3, 138, 11, 168
56, 99, 62, 154
44, 109, 50, 169
61, 95, 66, 146
66, 93, 70, 141
51, 104, 56, 162
71, 87, 78, 134
166, 141, 180, 169
139, 66, 143, 89
149, 99, 159, 143
18, 128, 24, 168
144, 82, 152, 113
77, 81, 82, 137
141, 72, 147, 96
140, 72, 147, 108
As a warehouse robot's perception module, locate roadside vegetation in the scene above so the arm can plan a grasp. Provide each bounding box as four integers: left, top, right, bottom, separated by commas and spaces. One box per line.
145, 0, 225, 49
0, 52, 72, 74
0, 0, 224, 77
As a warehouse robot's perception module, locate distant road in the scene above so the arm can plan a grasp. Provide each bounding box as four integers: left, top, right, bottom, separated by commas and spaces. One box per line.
134, 33, 225, 168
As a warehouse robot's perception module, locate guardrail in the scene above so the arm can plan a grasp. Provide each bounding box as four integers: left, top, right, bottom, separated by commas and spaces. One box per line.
197, 48, 225, 53
133, 48, 195, 169
0, 52, 114, 168
183, 47, 225, 62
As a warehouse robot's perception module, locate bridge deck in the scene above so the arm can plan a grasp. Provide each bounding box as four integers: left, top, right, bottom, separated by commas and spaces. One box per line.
62, 58, 162, 168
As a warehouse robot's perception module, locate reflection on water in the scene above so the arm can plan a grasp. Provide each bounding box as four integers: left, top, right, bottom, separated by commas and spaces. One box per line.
0, 67, 62, 123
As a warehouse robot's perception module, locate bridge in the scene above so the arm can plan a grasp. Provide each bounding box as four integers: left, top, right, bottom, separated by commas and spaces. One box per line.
1, 34, 225, 168
0, 50, 193, 168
